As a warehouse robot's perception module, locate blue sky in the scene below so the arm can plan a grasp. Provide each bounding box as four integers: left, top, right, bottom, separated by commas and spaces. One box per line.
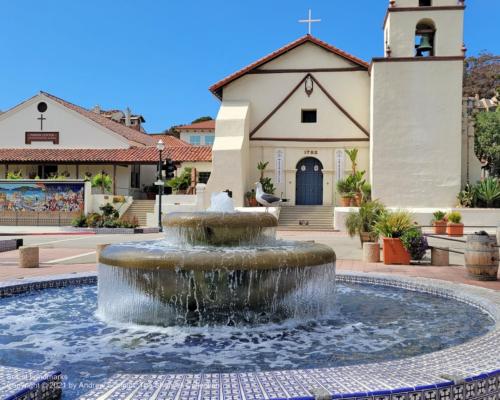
1, 1, 498, 133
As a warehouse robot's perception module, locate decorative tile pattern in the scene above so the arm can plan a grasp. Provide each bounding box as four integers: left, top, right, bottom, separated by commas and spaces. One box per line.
0, 272, 499, 400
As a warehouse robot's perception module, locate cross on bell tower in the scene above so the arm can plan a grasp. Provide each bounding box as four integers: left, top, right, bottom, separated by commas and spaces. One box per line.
298, 9, 321, 35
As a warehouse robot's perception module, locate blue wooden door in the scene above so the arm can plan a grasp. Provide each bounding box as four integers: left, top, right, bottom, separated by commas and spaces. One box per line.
296, 157, 323, 205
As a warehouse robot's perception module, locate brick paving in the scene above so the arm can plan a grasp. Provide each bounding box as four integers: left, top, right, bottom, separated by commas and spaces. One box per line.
0, 232, 498, 290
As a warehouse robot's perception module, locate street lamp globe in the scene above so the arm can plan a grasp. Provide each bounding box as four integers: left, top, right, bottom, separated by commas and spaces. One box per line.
156, 139, 165, 152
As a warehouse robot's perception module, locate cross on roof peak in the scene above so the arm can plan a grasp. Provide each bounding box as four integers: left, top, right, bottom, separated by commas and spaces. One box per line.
298, 9, 321, 35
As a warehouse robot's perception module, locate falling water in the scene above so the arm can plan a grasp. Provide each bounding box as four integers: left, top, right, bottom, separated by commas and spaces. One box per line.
98, 193, 336, 327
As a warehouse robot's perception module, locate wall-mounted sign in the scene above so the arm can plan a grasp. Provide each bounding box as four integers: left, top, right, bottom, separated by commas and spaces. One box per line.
335, 149, 345, 181
25, 132, 59, 145
275, 148, 285, 185
304, 150, 318, 155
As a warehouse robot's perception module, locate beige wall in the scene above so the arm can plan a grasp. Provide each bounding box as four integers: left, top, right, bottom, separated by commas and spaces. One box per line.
249, 141, 369, 205
205, 102, 250, 207
178, 161, 212, 173
386, 9, 464, 57
370, 60, 463, 207
0, 94, 130, 149
222, 44, 370, 141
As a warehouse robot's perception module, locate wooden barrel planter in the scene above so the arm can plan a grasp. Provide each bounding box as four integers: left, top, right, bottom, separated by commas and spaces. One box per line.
465, 233, 499, 281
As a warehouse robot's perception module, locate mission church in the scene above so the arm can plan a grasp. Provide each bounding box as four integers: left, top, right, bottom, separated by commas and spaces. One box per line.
205, 0, 466, 208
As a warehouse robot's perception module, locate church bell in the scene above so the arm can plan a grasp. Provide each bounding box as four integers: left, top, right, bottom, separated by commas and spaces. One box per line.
416, 34, 433, 56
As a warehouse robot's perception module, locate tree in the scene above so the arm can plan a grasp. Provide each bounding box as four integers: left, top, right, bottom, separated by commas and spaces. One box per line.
91, 172, 113, 194
474, 108, 500, 176
162, 125, 180, 138
463, 52, 500, 99
191, 116, 213, 124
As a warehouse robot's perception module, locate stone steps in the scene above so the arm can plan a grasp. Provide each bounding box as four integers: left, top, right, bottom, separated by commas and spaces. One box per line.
278, 206, 334, 230
122, 200, 155, 227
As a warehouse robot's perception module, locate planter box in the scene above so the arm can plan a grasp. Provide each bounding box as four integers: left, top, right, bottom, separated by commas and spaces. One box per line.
432, 221, 447, 235
382, 237, 410, 265
447, 223, 464, 237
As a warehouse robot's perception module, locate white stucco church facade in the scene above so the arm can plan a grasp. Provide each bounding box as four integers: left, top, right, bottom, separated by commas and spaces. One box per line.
205, 0, 466, 208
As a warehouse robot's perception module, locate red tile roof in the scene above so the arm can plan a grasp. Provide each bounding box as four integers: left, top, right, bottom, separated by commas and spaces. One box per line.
148, 134, 191, 147
176, 120, 215, 131
41, 92, 155, 146
168, 146, 212, 162
209, 35, 369, 99
0, 146, 212, 163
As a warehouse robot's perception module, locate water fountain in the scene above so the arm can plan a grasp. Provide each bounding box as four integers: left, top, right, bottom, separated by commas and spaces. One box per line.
98, 193, 336, 326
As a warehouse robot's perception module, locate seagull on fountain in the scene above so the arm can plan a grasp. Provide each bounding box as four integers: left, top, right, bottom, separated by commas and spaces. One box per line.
255, 182, 284, 211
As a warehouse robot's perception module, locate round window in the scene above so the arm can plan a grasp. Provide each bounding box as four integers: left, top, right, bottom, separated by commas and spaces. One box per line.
314, 165, 319, 172
301, 165, 306, 172
37, 102, 48, 113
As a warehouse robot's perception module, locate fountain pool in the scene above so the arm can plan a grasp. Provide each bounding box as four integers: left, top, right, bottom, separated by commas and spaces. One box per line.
0, 278, 494, 399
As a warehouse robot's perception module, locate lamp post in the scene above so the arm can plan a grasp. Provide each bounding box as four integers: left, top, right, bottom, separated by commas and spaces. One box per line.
466, 98, 474, 185
155, 139, 165, 231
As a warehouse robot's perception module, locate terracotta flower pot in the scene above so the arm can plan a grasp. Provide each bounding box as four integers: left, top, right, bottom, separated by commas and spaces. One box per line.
382, 237, 410, 265
340, 196, 352, 207
432, 220, 447, 235
354, 193, 362, 207
447, 223, 464, 237
248, 197, 258, 207
360, 231, 378, 244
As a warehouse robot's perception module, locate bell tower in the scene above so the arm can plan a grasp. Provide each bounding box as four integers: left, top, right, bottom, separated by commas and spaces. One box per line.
370, 0, 466, 207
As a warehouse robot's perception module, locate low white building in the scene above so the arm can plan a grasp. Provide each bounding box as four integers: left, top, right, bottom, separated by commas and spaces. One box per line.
177, 120, 215, 146
0, 91, 212, 198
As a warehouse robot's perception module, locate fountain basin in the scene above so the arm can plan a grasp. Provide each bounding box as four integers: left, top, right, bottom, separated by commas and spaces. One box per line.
98, 241, 336, 325
163, 212, 278, 245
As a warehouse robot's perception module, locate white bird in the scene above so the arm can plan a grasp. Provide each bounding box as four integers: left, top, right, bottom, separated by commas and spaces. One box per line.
255, 182, 283, 211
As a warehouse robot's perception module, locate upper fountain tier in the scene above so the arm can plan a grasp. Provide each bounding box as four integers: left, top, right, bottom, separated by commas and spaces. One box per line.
163, 212, 278, 246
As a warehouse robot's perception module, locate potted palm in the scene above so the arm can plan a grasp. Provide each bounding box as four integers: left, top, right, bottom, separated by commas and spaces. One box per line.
446, 211, 464, 236
375, 210, 413, 265
431, 210, 447, 235
336, 178, 354, 206
345, 200, 386, 247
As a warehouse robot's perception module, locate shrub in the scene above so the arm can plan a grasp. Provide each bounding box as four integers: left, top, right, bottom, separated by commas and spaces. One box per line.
6, 171, 22, 180
336, 178, 351, 195
345, 200, 386, 242
361, 182, 372, 202
476, 177, 500, 208
166, 167, 192, 193
401, 228, 428, 261
102, 219, 119, 228
99, 203, 119, 220
431, 210, 446, 223
374, 210, 414, 238
71, 214, 88, 227
118, 216, 139, 228
86, 213, 102, 228
447, 211, 462, 224
457, 184, 476, 208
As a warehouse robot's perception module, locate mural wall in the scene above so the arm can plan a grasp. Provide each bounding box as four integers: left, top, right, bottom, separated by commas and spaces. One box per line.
0, 181, 85, 225
0, 181, 84, 212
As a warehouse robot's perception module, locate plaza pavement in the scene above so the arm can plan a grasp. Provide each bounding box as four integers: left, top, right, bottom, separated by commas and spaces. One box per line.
0, 229, 498, 290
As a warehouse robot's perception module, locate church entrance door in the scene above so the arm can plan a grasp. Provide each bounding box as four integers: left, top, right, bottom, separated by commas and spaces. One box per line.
295, 157, 323, 205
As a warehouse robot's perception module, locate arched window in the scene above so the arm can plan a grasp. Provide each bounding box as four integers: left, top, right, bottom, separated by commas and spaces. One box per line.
419, 0, 432, 6
415, 19, 436, 57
